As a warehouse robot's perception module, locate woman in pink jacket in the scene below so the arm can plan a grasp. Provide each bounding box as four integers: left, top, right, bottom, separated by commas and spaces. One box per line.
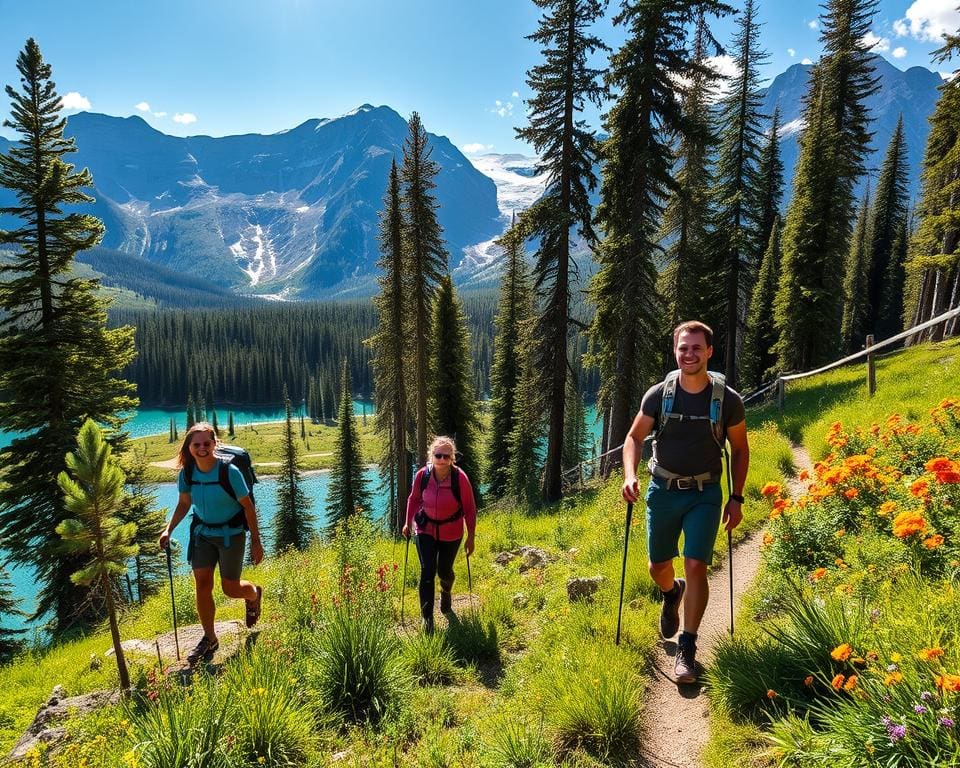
402, 436, 477, 633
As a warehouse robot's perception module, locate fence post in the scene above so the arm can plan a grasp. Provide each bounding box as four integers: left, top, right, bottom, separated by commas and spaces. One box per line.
776, 377, 785, 412
865, 334, 876, 397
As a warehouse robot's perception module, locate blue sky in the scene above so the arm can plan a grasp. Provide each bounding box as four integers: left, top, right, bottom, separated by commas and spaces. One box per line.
0, 1, 957, 155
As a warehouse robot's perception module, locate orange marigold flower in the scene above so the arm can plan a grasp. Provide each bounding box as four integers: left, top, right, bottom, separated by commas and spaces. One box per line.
910, 478, 930, 498
773, 498, 791, 512
768, 508, 783, 520
878, 500, 897, 516
918, 647, 944, 662
934, 673, 960, 693
924, 534, 945, 550
844, 675, 858, 691
884, 671, 903, 686
936, 470, 960, 484
925, 457, 956, 473
844, 488, 859, 500
832, 673, 845, 691
832, 643, 853, 662
810, 568, 828, 582
799, 469, 810, 481
892, 511, 927, 538
804, 675, 814, 687
836, 529, 846, 538
766, 689, 777, 699
761, 482, 783, 497
762, 533, 774, 547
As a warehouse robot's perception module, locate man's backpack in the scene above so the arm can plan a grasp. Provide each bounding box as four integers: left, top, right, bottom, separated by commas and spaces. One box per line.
657, 369, 727, 449
184, 444, 258, 528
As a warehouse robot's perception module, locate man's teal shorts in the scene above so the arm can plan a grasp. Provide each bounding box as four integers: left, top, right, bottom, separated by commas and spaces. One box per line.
645, 476, 723, 564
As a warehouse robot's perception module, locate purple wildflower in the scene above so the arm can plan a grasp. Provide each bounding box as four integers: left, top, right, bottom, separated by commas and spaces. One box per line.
882, 716, 906, 743
914, 705, 927, 715
940, 717, 955, 728
920, 691, 934, 702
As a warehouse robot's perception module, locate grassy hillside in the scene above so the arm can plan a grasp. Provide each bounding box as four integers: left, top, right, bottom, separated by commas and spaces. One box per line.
705, 338, 960, 768
0, 418, 792, 766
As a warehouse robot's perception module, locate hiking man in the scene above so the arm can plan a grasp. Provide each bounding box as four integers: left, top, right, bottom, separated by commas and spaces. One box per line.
622, 321, 749, 683
159, 422, 264, 665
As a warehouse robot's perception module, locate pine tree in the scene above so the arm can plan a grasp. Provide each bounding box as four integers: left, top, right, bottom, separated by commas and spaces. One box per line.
841, 187, 872, 353
228, 411, 235, 437
401, 113, 447, 464
657, 11, 720, 333
754, 106, 785, 265
741, 217, 783, 388
429, 275, 482, 494
117, 448, 167, 604
516, 0, 607, 501
562, 350, 588, 472
0, 568, 27, 663
507, 320, 543, 508
589, 0, 729, 474
0, 39, 137, 629
56, 419, 138, 692
370, 159, 411, 533
487, 219, 534, 498
186, 394, 196, 430
707, 0, 768, 385
325, 360, 371, 535
772, 0, 880, 370
211, 409, 219, 436
169, 418, 175, 443
866, 115, 909, 340
904, 33, 960, 341
274, 387, 313, 552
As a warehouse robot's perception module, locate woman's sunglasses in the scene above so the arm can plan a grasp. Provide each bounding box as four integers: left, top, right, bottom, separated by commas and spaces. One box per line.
433, 452, 451, 460
191, 440, 214, 449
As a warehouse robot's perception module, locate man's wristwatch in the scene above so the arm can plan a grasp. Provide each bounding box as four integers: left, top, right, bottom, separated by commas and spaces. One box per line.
730, 493, 745, 504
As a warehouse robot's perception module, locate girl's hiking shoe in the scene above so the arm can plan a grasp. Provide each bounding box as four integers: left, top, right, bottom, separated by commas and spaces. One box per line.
246, 585, 263, 628
659, 578, 685, 638
187, 635, 219, 666
675, 635, 697, 684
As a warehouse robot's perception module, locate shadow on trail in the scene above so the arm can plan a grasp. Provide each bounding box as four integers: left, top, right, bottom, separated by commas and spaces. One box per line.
444, 609, 504, 689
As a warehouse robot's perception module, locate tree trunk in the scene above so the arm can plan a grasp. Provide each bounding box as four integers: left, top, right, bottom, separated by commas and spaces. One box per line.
103, 573, 130, 694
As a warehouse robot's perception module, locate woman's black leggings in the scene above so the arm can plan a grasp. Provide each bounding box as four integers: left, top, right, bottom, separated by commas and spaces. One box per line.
415, 533, 461, 619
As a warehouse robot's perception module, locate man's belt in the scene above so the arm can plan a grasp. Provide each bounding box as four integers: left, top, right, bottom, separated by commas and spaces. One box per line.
648, 459, 720, 491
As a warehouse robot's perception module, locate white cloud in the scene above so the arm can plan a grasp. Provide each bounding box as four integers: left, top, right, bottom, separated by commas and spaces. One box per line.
892, 46, 908, 59
60, 91, 90, 110
135, 101, 151, 112
894, 2, 960, 43
861, 31, 891, 52
802, 58, 814, 65
788, 48, 796, 57
708, 54, 740, 80
490, 100, 514, 118
808, 20, 819, 30
154, 111, 167, 118
462, 142, 493, 154
511, 90, 519, 98
173, 112, 197, 125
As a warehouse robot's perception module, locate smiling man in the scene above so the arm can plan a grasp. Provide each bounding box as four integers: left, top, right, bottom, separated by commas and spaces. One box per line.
621, 321, 749, 683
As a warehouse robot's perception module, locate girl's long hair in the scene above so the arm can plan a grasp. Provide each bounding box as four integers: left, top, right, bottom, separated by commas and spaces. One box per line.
177, 422, 219, 469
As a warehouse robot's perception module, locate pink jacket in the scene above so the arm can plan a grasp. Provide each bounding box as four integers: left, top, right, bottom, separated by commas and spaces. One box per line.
405, 466, 477, 542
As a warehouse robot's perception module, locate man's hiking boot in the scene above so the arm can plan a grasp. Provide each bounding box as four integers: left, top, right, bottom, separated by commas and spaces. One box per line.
675, 634, 698, 684
659, 578, 685, 639
440, 590, 452, 613
187, 635, 219, 666
245, 585, 263, 629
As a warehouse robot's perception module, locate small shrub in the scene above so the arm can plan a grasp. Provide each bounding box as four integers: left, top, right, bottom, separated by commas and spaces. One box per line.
445, 609, 499, 663
484, 716, 552, 768
306, 603, 408, 724
403, 631, 460, 686
223, 645, 316, 766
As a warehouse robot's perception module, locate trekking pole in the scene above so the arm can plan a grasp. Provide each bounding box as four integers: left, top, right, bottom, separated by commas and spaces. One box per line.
728, 529, 734, 636
466, 552, 474, 612
400, 534, 410, 624
615, 502, 633, 646
165, 545, 181, 661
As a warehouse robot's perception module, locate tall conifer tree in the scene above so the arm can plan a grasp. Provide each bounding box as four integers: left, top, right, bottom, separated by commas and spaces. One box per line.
401, 113, 447, 465
0, 569, 26, 663
904, 32, 960, 341
325, 360, 371, 535
370, 159, 411, 533
507, 319, 543, 507
773, 0, 880, 370
562, 349, 588, 472
741, 217, 782, 388
117, 449, 167, 604
429, 275, 482, 492
274, 387, 313, 552
487, 219, 534, 498
589, 0, 730, 474
841, 186, 872, 352
516, 0, 606, 501
754, 106, 785, 265
866, 115, 909, 340
707, 0, 768, 385
0, 39, 137, 628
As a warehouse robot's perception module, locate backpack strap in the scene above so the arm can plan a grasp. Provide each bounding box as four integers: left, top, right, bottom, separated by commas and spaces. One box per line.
218, 461, 237, 502
708, 372, 726, 448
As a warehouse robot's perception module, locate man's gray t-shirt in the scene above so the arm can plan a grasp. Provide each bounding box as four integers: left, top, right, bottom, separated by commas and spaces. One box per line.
640, 379, 746, 477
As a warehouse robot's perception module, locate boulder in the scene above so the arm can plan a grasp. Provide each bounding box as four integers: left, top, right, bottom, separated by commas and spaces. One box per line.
566, 576, 605, 602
